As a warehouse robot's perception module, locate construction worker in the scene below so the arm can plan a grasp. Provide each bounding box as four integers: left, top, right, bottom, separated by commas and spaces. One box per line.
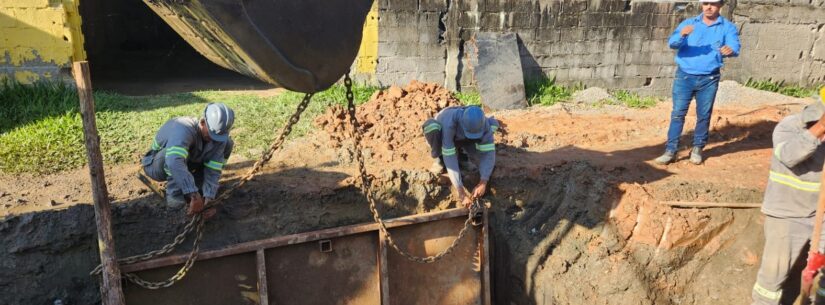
141, 103, 235, 217
752, 89, 825, 305
654, 0, 740, 165
422, 106, 499, 207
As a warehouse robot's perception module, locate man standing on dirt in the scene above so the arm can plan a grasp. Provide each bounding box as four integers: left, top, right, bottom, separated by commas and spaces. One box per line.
422, 106, 499, 207
142, 103, 235, 218
752, 89, 825, 305
654, 0, 740, 165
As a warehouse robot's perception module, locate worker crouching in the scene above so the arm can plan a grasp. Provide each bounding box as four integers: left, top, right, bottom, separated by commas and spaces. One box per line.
142, 103, 235, 218
422, 106, 499, 207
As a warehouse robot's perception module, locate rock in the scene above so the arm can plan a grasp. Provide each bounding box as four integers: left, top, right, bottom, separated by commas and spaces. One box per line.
571, 87, 614, 104
387, 86, 405, 99
49, 200, 60, 206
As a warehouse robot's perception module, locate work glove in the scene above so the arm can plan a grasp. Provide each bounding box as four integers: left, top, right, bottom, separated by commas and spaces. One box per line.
186, 193, 205, 216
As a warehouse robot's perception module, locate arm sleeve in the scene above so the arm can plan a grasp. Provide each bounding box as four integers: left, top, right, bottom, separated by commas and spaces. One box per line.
164, 131, 199, 195
441, 126, 463, 190
773, 117, 820, 169
668, 20, 690, 49
477, 118, 499, 182
201, 139, 233, 199
724, 24, 741, 57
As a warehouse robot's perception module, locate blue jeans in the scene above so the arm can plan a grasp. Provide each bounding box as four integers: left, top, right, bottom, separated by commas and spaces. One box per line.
665, 69, 720, 153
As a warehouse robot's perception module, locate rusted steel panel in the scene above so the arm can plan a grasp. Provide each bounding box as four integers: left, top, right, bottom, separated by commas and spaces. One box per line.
264, 232, 380, 304
124, 253, 259, 305
122, 208, 470, 273
121, 209, 488, 305
386, 218, 482, 305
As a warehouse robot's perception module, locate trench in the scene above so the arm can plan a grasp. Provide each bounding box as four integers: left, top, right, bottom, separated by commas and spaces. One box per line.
0, 160, 764, 305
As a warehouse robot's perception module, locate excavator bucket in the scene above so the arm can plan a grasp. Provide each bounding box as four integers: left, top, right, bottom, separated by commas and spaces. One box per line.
142, 0, 374, 93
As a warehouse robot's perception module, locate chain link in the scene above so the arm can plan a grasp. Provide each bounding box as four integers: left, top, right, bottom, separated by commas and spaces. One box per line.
91, 94, 315, 288
343, 73, 483, 263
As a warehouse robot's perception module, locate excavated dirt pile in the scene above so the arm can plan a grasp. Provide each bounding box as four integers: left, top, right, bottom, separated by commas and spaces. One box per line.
314, 80, 462, 164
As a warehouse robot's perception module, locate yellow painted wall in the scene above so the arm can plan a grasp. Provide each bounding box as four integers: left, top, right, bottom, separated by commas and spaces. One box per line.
354, 1, 378, 75
0, 0, 86, 83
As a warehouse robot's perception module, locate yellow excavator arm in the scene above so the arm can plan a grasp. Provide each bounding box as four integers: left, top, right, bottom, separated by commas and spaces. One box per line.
143, 0, 374, 93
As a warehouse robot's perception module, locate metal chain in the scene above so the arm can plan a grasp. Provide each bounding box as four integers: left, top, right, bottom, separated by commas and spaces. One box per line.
342, 73, 482, 263
91, 93, 315, 288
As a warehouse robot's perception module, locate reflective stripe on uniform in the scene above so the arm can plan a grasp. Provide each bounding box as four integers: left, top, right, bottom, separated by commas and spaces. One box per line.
164, 166, 172, 177
476, 143, 495, 152
769, 171, 820, 192
205, 160, 224, 171
166, 146, 189, 159
423, 123, 441, 134
753, 282, 782, 301
442, 147, 457, 156
491, 125, 498, 133
151, 139, 161, 151
773, 141, 786, 160
818, 287, 825, 297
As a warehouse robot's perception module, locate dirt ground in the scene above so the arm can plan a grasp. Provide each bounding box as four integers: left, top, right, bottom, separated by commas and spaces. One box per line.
0, 80, 814, 305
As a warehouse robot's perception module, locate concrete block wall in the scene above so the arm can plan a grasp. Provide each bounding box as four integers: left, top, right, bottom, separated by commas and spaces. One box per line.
363, 0, 825, 96
0, 0, 85, 83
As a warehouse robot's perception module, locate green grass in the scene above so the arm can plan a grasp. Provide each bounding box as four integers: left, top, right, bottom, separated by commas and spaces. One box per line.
525, 76, 584, 106
0, 80, 378, 174
744, 78, 820, 98
454, 90, 481, 106
610, 90, 659, 108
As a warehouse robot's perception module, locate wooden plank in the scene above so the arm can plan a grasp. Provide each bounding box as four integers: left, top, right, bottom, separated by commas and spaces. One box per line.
378, 230, 390, 305
123, 208, 469, 272
257, 249, 269, 305
660, 201, 761, 209
481, 208, 492, 305
73, 61, 124, 305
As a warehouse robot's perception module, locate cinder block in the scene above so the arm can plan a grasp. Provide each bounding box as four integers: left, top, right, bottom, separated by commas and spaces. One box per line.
559, 27, 585, 42
594, 65, 616, 79
556, 14, 579, 28
516, 28, 537, 41
480, 12, 503, 29
419, 0, 447, 12
537, 28, 559, 42
385, 0, 418, 12
602, 13, 625, 27
538, 10, 555, 28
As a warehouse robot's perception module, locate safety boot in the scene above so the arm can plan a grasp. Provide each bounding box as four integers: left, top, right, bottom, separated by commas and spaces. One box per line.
654, 151, 675, 165
689, 147, 703, 165
429, 157, 445, 174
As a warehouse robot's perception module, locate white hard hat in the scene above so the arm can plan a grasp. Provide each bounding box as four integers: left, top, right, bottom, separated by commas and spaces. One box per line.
203, 103, 234, 142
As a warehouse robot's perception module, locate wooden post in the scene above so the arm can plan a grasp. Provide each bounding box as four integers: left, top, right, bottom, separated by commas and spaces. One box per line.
73, 61, 125, 305
378, 230, 390, 305
256, 249, 269, 305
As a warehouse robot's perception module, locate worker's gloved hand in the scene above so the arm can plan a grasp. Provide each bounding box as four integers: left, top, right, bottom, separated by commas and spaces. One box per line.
186, 193, 205, 216
457, 188, 472, 208
472, 181, 488, 199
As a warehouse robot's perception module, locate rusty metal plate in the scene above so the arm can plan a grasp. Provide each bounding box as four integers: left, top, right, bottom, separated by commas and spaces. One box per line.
264, 232, 380, 304
386, 218, 482, 305
124, 253, 259, 305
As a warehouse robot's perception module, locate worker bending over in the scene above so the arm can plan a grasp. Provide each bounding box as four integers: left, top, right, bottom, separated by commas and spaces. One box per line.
422, 106, 499, 207
142, 103, 235, 217
753, 89, 825, 305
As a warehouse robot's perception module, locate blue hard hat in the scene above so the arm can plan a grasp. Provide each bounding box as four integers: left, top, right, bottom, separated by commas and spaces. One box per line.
204, 103, 234, 142
461, 106, 485, 139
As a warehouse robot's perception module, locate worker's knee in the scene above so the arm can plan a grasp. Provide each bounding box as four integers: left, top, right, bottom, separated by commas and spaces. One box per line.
751, 281, 782, 305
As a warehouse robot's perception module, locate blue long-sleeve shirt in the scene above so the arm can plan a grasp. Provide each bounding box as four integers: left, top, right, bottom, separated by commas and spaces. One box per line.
668, 14, 740, 75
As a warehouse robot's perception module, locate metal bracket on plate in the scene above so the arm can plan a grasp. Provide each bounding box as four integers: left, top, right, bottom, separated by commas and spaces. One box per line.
319, 240, 333, 253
